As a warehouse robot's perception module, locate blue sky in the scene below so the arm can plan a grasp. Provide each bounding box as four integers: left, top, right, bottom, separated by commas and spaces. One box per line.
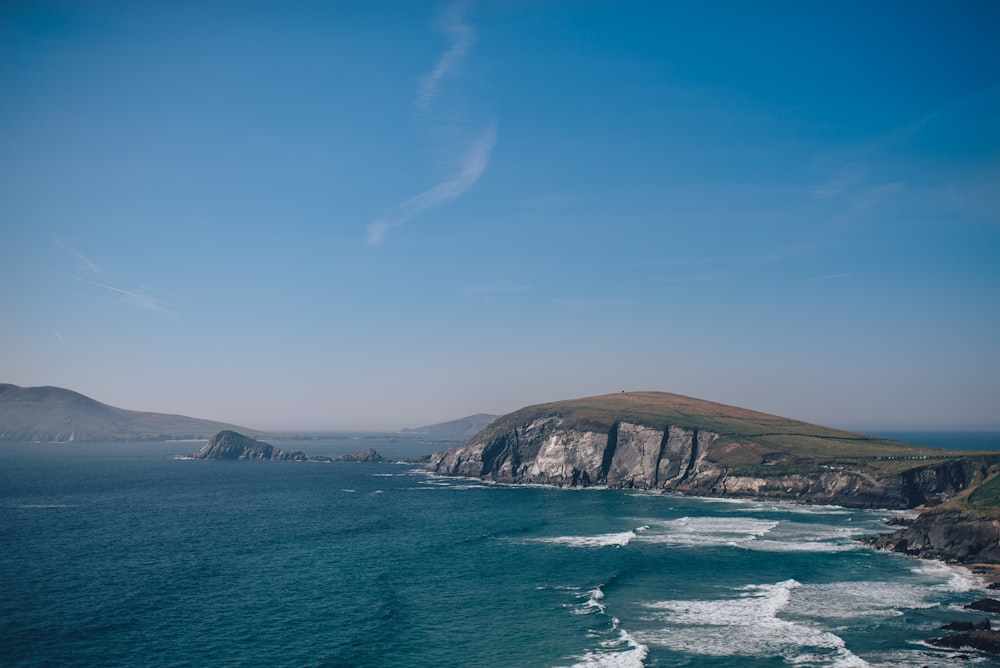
2, 1, 998, 431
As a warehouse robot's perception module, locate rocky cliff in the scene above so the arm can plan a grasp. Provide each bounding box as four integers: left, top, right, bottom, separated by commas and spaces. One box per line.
191, 431, 308, 461
426, 392, 1000, 510
863, 509, 1000, 563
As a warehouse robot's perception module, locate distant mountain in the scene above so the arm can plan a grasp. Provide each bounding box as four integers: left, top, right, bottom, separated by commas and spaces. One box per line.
0, 384, 261, 443
401, 413, 500, 439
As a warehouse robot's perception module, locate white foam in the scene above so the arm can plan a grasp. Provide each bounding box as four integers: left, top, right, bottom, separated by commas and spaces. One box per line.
787, 581, 936, 619
635, 516, 779, 547
530, 531, 637, 549
559, 628, 649, 668
910, 560, 985, 593
636, 580, 866, 665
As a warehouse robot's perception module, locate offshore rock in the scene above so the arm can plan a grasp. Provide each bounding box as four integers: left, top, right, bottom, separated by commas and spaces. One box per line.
966, 598, 1000, 614
862, 509, 1000, 563
191, 431, 307, 461
336, 448, 386, 463
928, 628, 1000, 655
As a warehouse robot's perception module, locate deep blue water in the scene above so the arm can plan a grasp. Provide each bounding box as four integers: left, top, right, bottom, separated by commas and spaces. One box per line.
2, 437, 998, 667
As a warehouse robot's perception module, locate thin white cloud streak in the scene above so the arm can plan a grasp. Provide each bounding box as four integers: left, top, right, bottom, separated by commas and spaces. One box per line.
459, 278, 529, 294
416, 0, 476, 109
660, 272, 722, 284
69, 275, 178, 318
367, 122, 496, 245
811, 163, 869, 198
792, 273, 853, 284
53, 236, 100, 273
854, 182, 903, 211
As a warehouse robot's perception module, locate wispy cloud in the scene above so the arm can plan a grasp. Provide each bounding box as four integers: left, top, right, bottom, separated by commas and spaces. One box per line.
811, 163, 869, 198
367, 122, 496, 245
69, 275, 178, 318
660, 272, 722, 284
792, 272, 853, 284
555, 297, 633, 312
854, 182, 903, 211
416, 0, 476, 109
459, 278, 529, 294
53, 236, 100, 273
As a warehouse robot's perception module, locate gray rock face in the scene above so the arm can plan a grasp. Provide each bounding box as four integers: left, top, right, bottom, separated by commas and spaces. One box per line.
426, 417, 990, 509
336, 448, 386, 463
863, 509, 1000, 563
191, 431, 307, 461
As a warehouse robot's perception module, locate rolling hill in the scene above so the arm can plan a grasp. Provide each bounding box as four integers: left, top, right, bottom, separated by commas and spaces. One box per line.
0, 384, 261, 442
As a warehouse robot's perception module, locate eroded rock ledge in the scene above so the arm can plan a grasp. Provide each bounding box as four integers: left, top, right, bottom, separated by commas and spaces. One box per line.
861, 509, 1000, 563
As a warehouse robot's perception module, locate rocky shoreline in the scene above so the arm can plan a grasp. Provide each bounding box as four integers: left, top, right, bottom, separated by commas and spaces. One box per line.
861, 508, 1000, 564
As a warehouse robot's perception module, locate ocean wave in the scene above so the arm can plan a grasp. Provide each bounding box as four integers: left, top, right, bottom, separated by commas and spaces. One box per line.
787, 581, 937, 619
635, 516, 779, 547
910, 560, 985, 592
570, 586, 608, 615
529, 531, 637, 549
559, 627, 649, 668
637, 580, 866, 665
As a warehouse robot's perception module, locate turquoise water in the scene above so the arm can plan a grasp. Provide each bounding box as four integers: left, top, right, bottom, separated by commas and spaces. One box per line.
1, 438, 997, 667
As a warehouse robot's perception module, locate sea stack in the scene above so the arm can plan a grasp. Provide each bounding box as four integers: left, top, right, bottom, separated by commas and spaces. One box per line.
191, 431, 308, 461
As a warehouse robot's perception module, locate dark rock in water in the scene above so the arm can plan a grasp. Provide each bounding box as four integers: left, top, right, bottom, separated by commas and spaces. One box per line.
940, 622, 978, 632
966, 598, 1000, 614
928, 629, 1000, 655
988, 582, 1000, 590
336, 448, 386, 463
308, 455, 333, 462
861, 510, 1000, 564
191, 431, 307, 461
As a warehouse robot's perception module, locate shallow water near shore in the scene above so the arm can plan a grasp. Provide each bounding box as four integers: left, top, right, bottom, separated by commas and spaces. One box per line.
1, 438, 998, 667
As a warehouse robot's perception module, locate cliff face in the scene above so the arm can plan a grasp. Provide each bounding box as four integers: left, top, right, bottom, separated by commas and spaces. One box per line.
191, 431, 307, 461
863, 509, 1000, 563
426, 417, 990, 509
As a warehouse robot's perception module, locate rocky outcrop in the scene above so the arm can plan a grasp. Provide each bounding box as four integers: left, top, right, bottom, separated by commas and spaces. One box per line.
928, 627, 1000, 655
191, 431, 307, 461
336, 448, 386, 463
426, 416, 995, 509
861, 509, 1000, 563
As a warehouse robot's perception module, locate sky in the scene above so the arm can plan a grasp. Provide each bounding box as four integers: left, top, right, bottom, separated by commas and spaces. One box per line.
1, 1, 998, 431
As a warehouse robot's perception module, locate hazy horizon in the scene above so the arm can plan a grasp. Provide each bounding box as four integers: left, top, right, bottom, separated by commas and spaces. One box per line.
2, 2, 998, 432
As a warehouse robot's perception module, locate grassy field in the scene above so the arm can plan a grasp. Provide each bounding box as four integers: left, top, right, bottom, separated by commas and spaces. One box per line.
962, 473, 1000, 513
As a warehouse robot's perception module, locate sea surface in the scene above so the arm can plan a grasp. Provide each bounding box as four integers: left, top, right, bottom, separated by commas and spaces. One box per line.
2, 435, 999, 667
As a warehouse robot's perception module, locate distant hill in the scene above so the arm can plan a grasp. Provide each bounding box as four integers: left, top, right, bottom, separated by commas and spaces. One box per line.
0, 384, 261, 443
401, 413, 499, 439
428, 391, 1000, 509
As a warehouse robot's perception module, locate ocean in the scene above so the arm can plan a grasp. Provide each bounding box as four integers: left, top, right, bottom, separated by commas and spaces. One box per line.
1, 436, 998, 667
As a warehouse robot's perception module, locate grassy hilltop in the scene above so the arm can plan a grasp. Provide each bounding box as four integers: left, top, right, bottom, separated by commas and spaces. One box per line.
474, 391, 995, 481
